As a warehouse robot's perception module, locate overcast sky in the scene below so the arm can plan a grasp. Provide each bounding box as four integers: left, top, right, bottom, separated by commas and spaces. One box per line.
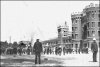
1, 1, 99, 43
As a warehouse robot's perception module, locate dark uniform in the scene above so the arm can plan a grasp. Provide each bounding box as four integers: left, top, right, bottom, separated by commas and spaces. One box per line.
33, 39, 43, 64
91, 40, 98, 62
12, 42, 18, 55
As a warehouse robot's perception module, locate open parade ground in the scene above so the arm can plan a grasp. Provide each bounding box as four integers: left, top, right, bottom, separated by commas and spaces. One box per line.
0, 51, 100, 67
1, 1, 100, 67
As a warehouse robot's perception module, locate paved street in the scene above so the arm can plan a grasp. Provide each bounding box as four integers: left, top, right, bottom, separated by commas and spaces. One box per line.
0, 51, 99, 67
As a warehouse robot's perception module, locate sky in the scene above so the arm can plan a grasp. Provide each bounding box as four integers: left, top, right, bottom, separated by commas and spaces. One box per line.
1, 1, 99, 43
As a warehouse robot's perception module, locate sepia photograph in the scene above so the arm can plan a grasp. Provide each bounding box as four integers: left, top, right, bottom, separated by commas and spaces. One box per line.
0, 0, 100, 67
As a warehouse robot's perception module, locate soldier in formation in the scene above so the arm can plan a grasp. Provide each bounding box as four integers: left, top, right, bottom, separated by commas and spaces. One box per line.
33, 39, 43, 64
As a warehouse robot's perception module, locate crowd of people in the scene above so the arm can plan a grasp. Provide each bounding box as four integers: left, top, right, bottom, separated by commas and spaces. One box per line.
0, 41, 91, 56
0, 38, 99, 64
0, 41, 32, 56
43, 46, 89, 56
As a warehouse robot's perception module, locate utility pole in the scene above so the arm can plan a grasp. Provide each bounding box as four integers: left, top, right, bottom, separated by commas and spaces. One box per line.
9, 36, 11, 43
31, 32, 35, 55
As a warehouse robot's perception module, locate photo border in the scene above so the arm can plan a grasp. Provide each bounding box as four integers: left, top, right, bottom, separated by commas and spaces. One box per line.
0, 0, 99, 67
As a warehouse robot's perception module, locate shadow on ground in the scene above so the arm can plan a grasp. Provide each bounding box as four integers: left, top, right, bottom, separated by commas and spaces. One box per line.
1, 58, 63, 67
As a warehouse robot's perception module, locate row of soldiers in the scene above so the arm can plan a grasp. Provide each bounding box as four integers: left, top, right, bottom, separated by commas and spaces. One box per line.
43, 46, 89, 55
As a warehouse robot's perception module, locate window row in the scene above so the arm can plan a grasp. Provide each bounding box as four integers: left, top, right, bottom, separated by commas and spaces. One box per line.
72, 17, 81, 20
63, 39, 72, 43
87, 10, 99, 14
87, 22, 95, 28
87, 31, 95, 37
72, 19, 81, 24
64, 31, 68, 32
87, 22, 100, 28
87, 30, 100, 37
72, 27, 78, 31
72, 34, 78, 39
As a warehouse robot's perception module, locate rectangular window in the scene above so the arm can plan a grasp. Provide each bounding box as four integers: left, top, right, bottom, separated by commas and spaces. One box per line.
72, 27, 74, 31
98, 22, 100, 27
98, 31, 100, 37
64, 35, 67, 36
72, 34, 74, 39
88, 31, 89, 37
92, 14, 95, 18
99, 14, 100, 18
66, 40, 68, 43
92, 22, 95, 27
89, 31, 91, 37
75, 34, 78, 39
89, 22, 91, 28
92, 31, 95, 36
76, 20, 77, 23
75, 27, 77, 31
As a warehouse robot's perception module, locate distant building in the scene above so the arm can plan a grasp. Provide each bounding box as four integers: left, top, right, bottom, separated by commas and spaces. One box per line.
57, 21, 72, 47
71, 3, 100, 49
58, 21, 69, 38
42, 22, 72, 48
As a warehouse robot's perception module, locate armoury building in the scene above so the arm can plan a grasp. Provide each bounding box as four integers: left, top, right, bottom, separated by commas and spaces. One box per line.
71, 3, 100, 50
42, 3, 100, 50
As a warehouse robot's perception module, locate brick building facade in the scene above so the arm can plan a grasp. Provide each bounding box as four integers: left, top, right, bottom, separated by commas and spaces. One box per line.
71, 3, 100, 49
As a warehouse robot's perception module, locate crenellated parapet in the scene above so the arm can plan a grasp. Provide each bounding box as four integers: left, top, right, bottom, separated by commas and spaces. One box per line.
71, 3, 99, 18
84, 3, 99, 9
83, 3, 99, 14
71, 12, 82, 19
71, 12, 82, 16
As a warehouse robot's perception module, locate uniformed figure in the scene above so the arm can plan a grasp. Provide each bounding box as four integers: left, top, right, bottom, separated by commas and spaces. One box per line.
27, 46, 30, 55
63, 47, 66, 55
91, 38, 98, 62
33, 39, 43, 64
12, 42, 18, 56
18, 46, 22, 56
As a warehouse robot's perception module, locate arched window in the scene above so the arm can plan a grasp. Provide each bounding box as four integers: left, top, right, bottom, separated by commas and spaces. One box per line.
75, 44, 78, 48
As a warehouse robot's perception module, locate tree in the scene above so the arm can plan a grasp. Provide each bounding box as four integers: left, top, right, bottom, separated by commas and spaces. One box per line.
12, 42, 18, 48
0, 41, 9, 49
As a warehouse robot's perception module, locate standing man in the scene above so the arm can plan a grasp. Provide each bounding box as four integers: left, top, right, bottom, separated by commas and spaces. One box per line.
33, 39, 43, 64
12, 42, 18, 57
91, 38, 98, 62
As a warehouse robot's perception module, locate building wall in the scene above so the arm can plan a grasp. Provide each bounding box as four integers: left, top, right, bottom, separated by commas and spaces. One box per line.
72, 3, 100, 49
42, 37, 72, 48
71, 13, 82, 49
57, 22, 70, 45
58, 22, 69, 38
82, 3, 100, 48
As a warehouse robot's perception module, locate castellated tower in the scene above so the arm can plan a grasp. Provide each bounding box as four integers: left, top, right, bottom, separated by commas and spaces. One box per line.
82, 3, 100, 48
71, 12, 82, 49
71, 3, 100, 49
